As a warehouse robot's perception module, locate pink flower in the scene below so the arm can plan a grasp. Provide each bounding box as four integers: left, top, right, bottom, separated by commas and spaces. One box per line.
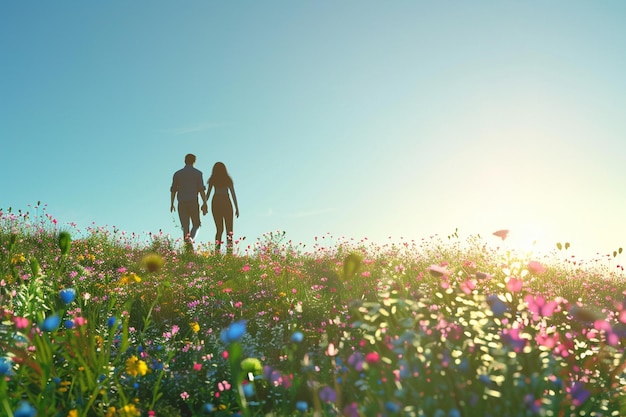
74, 317, 87, 327
527, 261, 546, 275
13, 316, 30, 329
525, 295, 558, 318
193, 362, 202, 371
493, 229, 509, 240
427, 264, 451, 277
506, 277, 523, 293
365, 352, 380, 364
460, 279, 476, 295
180, 391, 190, 400
242, 264, 251, 272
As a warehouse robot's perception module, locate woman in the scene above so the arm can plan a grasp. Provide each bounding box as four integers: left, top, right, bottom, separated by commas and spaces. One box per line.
206, 162, 239, 253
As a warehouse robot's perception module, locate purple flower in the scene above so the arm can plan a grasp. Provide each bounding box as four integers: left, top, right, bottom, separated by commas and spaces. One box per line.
319, 386, 336, 403
570, 381, 590, 406
347, 352, 364, 371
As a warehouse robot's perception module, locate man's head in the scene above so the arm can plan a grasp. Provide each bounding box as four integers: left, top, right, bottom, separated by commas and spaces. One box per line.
185, 154, 196, 165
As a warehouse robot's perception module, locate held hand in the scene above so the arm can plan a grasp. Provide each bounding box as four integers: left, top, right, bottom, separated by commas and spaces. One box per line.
201, 203, 208, 216
170, 205, 175, 213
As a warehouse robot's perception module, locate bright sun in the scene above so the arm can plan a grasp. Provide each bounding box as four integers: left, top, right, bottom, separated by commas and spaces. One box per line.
499, 222, 555, 258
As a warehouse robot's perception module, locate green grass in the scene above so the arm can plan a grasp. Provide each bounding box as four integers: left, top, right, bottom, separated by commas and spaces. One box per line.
1, 205, 626, 417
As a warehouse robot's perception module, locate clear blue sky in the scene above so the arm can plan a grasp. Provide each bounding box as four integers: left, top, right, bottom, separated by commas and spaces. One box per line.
2, 1, 625, 259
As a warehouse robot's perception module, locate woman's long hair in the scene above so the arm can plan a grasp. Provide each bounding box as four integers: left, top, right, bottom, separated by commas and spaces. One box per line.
209, 162, 233, 188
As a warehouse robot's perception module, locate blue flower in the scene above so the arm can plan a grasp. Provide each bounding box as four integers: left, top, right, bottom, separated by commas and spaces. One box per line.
0, 357, 13, 376
220, 320, 247, 344
203, 403, 214, 413
59, 288, 76, 304
448, 409, 461, 417
107, 316, 117, 328
291, 331, 304, 343
385, 401, 400, 413
242, 383, 255, 398
14, 401, 36, 417
295, 401, 308, 412
64, 320, 75, 329
39, 314, 60, 332
487, 294, 507, 317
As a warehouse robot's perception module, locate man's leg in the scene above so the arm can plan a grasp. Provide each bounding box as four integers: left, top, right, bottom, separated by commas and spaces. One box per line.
178, 202, 191, 240
189, 202, 201, 239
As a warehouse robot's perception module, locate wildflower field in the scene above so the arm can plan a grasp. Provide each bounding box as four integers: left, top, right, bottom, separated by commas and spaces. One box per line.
1, 205, 626, 417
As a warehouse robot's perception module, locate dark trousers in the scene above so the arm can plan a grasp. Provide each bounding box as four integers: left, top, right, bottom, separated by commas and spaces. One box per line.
178, 201, 201, 240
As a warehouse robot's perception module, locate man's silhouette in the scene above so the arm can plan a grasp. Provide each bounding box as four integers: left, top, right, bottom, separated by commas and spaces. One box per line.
170, 153, 208, 243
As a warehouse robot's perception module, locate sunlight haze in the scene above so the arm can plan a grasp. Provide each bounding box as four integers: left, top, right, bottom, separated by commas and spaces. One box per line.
2, 1, 625, 261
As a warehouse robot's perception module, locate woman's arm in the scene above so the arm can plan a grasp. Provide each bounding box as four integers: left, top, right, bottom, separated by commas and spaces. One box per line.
230, 185, 239, 218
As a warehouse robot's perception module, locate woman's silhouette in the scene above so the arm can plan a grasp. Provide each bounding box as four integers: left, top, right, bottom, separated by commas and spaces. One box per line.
206, 162, 239, 253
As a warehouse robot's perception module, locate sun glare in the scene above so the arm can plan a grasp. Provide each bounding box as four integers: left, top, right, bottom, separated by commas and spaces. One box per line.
500, 223, 554, 258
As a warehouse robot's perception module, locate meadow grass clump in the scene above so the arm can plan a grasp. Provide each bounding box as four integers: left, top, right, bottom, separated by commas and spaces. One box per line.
1, 206, 626, 416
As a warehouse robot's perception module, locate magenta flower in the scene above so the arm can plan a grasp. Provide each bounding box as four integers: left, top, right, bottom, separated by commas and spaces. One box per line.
365, 351, 381, 364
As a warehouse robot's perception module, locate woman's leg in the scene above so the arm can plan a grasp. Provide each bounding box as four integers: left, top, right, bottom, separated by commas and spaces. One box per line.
224, 202, 234, 253
212, 198, 225, 251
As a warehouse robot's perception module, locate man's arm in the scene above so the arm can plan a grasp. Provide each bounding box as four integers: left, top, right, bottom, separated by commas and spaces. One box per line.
170, 191, 176, 212
200, 189, 208, 215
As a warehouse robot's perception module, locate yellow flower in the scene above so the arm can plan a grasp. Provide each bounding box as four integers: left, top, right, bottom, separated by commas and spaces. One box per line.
119, 273, 141, 285
68, 410, 78, 417
118, 404, 141, 417
190, 321, 200, 333
11, 253, 25, 265
105, 406, 116, 417
142, 253, 164, 273
125, 355, 148, 377
57, 380, 72, 393
95, 335, 104, 348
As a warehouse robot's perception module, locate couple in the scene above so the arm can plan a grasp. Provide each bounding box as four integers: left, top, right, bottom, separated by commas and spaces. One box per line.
170, 154, 239, 253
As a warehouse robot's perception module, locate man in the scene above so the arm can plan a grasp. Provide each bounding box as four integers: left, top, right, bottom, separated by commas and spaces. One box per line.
170, 153, 208, 243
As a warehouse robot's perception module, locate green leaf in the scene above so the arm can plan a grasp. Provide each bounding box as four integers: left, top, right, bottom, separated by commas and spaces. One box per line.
343, 253, 362, 280
58, 231, 71, 256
